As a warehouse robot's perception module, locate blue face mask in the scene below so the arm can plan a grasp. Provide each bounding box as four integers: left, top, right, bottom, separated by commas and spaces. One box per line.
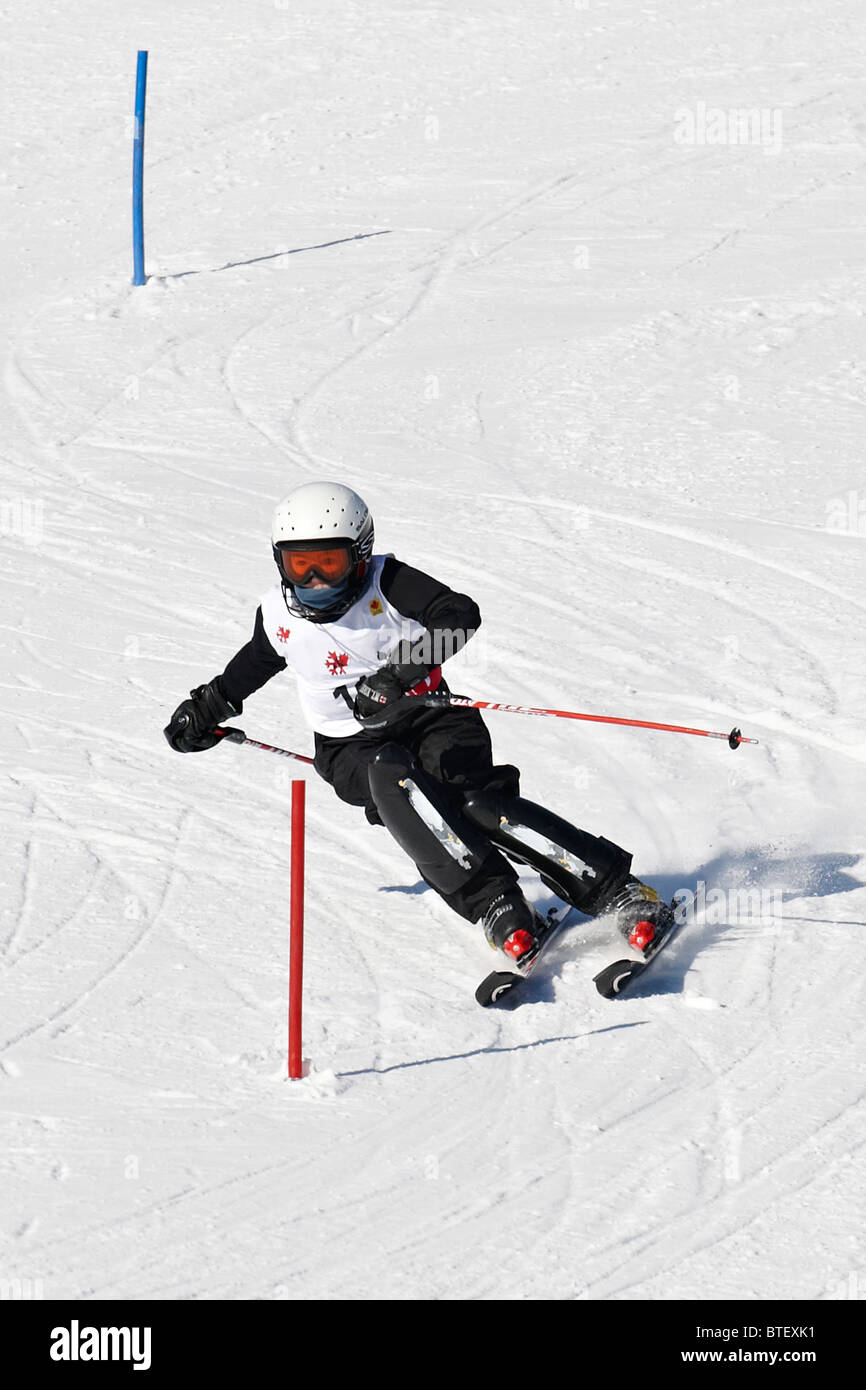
293, 577, 352, 611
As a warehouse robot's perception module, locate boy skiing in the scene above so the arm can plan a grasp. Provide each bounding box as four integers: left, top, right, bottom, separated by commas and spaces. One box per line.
164, 481, 673, 972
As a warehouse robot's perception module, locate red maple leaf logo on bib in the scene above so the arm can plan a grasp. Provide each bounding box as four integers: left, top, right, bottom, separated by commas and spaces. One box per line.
325, 651, 349, 676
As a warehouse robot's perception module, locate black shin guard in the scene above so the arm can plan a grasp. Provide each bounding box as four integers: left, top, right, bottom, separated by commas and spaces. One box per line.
462, 791, 632, 915
367, 742, 513, 906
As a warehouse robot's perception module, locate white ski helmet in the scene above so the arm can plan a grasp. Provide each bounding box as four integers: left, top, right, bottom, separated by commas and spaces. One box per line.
271, 480, 375, 622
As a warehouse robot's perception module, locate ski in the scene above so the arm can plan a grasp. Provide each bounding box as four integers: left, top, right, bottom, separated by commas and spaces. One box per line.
475, 903, 574, 1007
593, 910, 684, 999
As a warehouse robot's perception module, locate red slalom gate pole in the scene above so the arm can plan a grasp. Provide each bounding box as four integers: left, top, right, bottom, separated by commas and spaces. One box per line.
288, 780, 306, 1080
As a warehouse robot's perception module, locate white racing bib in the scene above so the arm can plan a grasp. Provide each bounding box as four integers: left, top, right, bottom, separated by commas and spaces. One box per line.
259, 555, 434, 737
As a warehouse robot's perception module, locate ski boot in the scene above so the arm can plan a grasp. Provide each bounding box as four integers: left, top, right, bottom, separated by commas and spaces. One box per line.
601, 875, 675, 958
481, 890, 546, 970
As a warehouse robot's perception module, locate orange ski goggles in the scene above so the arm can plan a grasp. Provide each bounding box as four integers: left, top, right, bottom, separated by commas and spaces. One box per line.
278, 542, 354, 586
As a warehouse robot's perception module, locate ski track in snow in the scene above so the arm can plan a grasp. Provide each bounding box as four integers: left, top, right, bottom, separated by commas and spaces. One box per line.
1, 0, 865, 1303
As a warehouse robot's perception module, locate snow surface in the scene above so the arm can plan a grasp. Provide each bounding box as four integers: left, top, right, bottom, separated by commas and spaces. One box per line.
1, 0, 865, 1303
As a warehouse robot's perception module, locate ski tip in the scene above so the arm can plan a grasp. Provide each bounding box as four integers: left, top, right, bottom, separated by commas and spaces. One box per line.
475, 970, 523, 1007
593, 958, 642, 999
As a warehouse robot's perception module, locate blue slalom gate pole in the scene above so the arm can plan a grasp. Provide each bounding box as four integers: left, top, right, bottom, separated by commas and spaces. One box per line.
132, 50, 148, 285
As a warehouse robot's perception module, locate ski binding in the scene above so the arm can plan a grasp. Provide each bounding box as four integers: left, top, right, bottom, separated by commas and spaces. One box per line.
475, 903, 573, 1007
593, 910, 683, 999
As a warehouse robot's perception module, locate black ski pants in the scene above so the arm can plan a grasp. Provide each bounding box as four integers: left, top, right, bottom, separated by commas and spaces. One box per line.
314, 703, 522, 920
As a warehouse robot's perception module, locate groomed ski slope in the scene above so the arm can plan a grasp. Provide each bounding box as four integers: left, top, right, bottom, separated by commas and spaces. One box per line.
1, 0, 865, 1302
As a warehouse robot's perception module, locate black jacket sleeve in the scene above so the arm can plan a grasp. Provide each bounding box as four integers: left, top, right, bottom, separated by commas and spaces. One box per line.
220, 607, 287, 705
379, 557, 481, 669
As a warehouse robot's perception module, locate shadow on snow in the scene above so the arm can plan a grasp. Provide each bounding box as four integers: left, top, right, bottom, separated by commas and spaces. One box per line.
337, 1021, 647, 1078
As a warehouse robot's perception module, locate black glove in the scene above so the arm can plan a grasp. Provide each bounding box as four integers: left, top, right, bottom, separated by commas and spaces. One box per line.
353, 662, 430, 729
164, 677, 242, 753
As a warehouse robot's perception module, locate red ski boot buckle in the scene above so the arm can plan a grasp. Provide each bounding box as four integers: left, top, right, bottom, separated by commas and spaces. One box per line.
628, 919, 656, 952
503, 929, 536, 963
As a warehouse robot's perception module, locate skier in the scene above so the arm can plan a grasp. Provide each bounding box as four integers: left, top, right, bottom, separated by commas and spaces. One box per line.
164, 480, 673, 970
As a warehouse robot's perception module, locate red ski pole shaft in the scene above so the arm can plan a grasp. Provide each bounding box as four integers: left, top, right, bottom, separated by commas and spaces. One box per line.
422, 696, 758, 749
213, 726, 315, 764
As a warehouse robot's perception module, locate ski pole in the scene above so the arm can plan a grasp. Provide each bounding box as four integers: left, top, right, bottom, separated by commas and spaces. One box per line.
213, 726, 315, 764
419, 694, 757, 750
